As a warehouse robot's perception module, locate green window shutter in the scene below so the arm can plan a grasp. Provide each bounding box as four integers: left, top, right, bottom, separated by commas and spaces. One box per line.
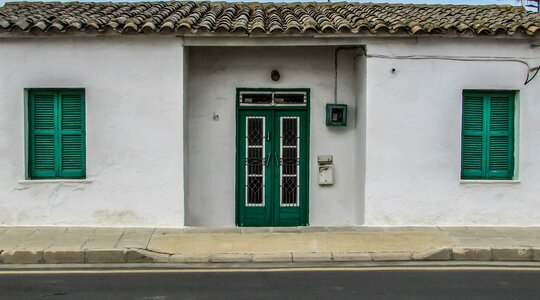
29, 91, 58, 179
462, 91, 515, 180
59, 91, 85, 178
487, 94, 514, 179
461, 94, 486, 179
28, 89, 85, 179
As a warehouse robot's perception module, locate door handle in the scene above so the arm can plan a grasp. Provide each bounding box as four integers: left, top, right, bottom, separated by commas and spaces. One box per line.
267, 131, 271, 141
265, 153, 272, 166
275, 153, 280, 166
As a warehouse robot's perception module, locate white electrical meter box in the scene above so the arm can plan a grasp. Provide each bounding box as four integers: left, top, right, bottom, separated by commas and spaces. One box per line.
318, 155, 334, 185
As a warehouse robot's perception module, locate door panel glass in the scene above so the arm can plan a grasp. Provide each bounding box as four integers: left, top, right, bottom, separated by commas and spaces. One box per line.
280, 117, 300, 207
245, 117, 266, 207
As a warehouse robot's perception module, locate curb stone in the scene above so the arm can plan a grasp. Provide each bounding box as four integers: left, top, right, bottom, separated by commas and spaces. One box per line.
492, 247, 533, 261
252, 252, 293, 262
292, 252, 332, 262
533, 248, 540, 262
452, 247, 492, 261
170, 253, 211, 263
125, 249, 169, 263
370, 251, 412, 261
210, 253, 253, 263
3, 247, 540, 264
85, 249, 126, 263
43, 250, 84, 263
331, 252, 372, 262
412, 248, 452, 261
0, 250, 43, 264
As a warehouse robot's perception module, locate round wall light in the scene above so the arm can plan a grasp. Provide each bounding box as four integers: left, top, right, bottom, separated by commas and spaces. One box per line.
271, 70, 280, 81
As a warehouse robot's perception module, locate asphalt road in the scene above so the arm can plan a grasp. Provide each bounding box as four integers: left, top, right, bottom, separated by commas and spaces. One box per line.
0, 267, 539, 300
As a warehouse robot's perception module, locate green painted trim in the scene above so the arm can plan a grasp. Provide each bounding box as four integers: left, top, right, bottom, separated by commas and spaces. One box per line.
28, 89, 57, 179
461, 90, 515, 180
238, 88, 311, 93
274, 110, 309, 226
235, 90, 239, 226
237, 88, 310, 110
235, 88, 310, 227
28, 88, 86, 180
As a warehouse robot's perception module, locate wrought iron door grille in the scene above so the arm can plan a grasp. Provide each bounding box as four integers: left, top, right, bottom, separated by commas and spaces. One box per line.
245, 117, 266, 207
280, 117, 300, 207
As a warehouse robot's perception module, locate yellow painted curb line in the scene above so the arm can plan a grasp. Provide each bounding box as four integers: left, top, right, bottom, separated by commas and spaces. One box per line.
0, 266, 539, 275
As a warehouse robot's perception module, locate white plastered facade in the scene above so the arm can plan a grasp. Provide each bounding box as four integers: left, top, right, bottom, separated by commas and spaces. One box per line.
362, 38, 540, 226
0, 36, 539, 227
0, 37, 186, 227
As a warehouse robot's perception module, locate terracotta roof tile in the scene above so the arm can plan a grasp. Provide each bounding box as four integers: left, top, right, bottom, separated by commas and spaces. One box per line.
0, 1, 539, 36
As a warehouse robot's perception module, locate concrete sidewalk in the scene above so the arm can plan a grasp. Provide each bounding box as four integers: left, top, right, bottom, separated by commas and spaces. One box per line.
0, 226, 539, 264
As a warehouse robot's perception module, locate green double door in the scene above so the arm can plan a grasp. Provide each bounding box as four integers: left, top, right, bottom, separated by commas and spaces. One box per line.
237, 109, 308, 227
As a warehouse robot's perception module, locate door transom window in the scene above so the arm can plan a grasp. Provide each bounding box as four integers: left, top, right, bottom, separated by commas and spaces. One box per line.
239, 90, 307, 106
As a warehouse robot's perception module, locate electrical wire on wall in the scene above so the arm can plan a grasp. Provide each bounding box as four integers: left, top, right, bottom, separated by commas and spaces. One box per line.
360, 53, 540, 85
525, 66, 540, 84
334, 46, 540, 105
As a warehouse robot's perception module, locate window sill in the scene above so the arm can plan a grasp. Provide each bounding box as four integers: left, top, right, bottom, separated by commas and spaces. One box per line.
460, 179, 520, 184
18, 178, 92, 185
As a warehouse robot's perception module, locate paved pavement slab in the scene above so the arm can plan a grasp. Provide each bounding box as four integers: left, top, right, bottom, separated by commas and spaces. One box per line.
0, 228, 37, 250
2, 226, 540, 264
48, 229, 95, 250
116, 228, 154, 249
16, 227, 67, 250
438, 227, 476, 238
83, 228, 125, 250
451, 237, 490, 247
510, 237, 540, 247
146, 229, 453, 254
0, 227, 10, 236
480, 237, 516, 248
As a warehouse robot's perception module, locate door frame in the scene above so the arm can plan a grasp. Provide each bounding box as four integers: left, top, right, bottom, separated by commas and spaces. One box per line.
235, 88, 311, 226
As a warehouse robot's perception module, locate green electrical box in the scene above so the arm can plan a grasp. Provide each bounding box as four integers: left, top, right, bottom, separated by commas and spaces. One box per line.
326, 104, 347, 126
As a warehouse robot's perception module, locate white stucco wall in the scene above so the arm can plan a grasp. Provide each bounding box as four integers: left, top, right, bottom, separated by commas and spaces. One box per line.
0, 37, 186, 227
1, 35, 538, 228
187, 46, 359, 226
363, 38, 540, 226
187, 38, 540, 227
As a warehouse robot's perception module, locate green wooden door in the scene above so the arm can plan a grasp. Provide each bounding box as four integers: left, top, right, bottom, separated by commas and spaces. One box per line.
238, 110, 308, 226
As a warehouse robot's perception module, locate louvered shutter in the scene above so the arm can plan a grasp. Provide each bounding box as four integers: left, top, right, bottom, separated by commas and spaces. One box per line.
461, 94, 486, 179
487, 95, 514, 179
29, 91, 58, 178
59, 91, 85, 178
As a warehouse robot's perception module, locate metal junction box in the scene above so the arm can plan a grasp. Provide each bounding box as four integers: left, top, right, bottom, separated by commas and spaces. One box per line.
326, 104, 347, 126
